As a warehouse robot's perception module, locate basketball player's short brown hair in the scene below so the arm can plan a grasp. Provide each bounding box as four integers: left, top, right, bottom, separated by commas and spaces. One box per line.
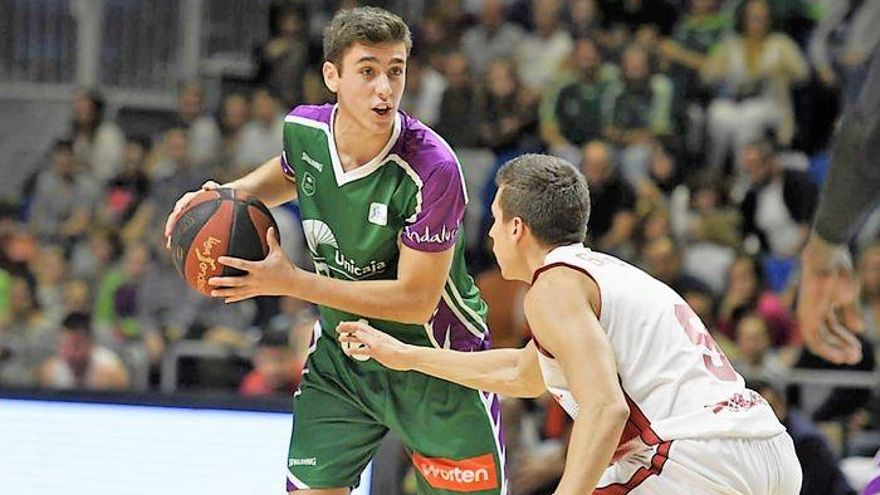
495, 154, 591, 247
323, 7, 412, 71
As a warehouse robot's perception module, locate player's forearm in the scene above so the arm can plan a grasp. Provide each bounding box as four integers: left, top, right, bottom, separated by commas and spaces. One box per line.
289, 270, 439, 324
554, 404, 629, 495
812, 49, 880, 244
224, 156, 296, 207
405, 346, 539, 398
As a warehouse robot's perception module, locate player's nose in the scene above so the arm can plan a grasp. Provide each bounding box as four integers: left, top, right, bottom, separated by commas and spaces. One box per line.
375, 73, 392, 98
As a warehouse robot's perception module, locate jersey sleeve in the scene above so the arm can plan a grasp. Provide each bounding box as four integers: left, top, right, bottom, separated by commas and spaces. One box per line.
401, 160, 466, 253
280, 150, 295, 183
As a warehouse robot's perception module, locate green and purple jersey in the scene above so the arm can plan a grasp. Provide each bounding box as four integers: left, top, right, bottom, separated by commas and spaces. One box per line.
281, 104, 489, 351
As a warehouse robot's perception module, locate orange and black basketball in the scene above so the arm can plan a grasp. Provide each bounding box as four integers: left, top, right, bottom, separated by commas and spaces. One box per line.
169, 188, 277, 296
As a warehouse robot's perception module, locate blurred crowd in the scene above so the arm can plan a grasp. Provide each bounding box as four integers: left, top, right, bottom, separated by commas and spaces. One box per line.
1, 0, 879, 493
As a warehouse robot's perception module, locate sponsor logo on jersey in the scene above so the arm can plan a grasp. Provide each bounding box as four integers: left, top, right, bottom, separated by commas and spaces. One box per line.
412, 452, 498, 492
302, 219, 388, 279
288, 457, 317, 467
368, 202, 388, 226
334, 251, 387, 278
302, 219, 338, 254
301, 172, 316, 197
404, 225, 457, 245
301, 151, 324, 172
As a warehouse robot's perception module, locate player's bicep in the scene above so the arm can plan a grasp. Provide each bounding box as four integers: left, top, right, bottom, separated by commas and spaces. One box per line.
526, 270, 624, 409
397, 243, 453, 303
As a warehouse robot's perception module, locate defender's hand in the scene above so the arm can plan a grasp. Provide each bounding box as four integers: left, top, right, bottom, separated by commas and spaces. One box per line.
337, 321, 414, 371
797, 235, 863, 364
164, 180, 221, 248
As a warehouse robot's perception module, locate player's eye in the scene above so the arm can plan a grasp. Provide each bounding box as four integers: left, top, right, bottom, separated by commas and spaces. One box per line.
360, 67, 374, 77
389, 67, 403, 77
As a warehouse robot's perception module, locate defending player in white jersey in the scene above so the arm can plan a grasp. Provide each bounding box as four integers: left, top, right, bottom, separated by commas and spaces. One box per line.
339, 153, 802, 494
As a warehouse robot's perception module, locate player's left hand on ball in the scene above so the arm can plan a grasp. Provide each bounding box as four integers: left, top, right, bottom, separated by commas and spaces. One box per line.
337, 321, 413, 371
209, 227, 296, 303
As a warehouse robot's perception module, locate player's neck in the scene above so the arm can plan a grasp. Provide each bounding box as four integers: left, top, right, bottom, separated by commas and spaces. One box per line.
523, 242, 554, 284
333, 107, 393, 171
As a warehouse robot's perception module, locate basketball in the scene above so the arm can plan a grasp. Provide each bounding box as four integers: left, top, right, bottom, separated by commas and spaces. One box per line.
169, 188, 278, 296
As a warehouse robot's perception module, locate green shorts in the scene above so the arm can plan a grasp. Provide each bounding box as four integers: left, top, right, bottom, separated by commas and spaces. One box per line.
286, 324, 506, 494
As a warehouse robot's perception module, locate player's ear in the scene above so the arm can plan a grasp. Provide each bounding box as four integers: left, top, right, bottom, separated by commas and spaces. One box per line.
323, 61, 340, 93
511, 217, 523, 239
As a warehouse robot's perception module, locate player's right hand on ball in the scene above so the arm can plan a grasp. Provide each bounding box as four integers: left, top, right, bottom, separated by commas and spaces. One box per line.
164, 180, 222, 248
337, 321, 413, 371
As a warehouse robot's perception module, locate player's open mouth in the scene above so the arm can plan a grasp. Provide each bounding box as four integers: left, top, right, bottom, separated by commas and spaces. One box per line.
372, 105, 392, 116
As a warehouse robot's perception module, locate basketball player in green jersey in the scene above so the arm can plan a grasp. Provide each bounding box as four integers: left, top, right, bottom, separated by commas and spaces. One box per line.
164, 7, 505, 495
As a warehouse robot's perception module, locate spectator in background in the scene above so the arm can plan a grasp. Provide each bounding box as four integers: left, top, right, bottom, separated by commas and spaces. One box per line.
702, 0, 808, 171
460, 0, 524, 77
175, 81, 222, 167
93, 244, 151, 349
716, 255, 797, 347
434, 52, 482, 148
68, 227, 121, 286
565, 0, 601, 39
99, 136, 152, 244
399, 55, 446, 127
239, 330, 301, 397
809, 0, 880, 105
233, 88, 284, 173
730, 312, 788, 382
752, 379, 857, 495
516, 0, 574, 94
28, 140, 99, 247
31, 245, 68, 326
540, 37, 619, 163
597, 0, 679, 36
605, 44, 674, 185
70, 89, 125, 183
0, 275, 55, 386
639, 141, 683, 200
581, 140, 637, 254
61, 278, 92, 317
642, 235, 713, 296
426, 0, 476, 52
479, 58, 539, 155
670, 171, 740, 294
254, 5, 308, 110
218, 93, 250, 173
859, 243, 880, 345
740, 140, 818, 258
659, 0, 730, 103
658, 0, 730, 157
144, 127, 207, 234
39, 312, 129, 391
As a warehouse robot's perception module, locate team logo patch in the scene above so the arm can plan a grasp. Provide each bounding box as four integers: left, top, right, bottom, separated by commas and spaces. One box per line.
368, 202, 388, 226
302, 172, 316, 197
411, 452, 498, 492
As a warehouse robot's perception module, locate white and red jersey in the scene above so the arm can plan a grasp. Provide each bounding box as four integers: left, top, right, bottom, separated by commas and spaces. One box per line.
532, 244, 784, 462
